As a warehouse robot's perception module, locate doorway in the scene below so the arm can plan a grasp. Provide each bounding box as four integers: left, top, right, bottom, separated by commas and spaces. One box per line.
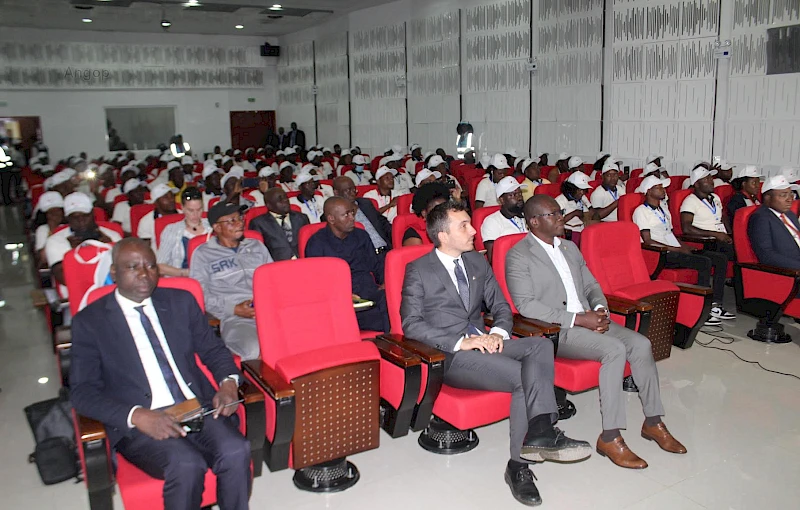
0, 116, 42, 161
230, 111, 276, 151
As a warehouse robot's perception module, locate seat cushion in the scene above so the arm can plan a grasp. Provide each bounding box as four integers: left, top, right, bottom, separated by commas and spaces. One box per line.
554, 358, 632, 393
276, 341, 380, 382
659, 268, 698, 284
615, 280, 678, 301
117, 457, 218, 510
432, 386, 511, 430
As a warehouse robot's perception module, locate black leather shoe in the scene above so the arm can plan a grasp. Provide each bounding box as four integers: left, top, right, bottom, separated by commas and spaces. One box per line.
504, 465, 542, 506
623, 375, 639, 393
520, 427, 592, 462
558, 399, 577, 420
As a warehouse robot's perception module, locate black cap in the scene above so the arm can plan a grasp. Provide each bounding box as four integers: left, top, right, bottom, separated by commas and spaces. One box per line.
207, 202, 245, 225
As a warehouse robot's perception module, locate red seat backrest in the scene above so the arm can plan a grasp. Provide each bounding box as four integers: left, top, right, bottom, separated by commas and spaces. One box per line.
533, 183, 561, 199
63, 241, 115, 316
85, 277, 205, 312
580, 222, 651, 293
471, 205, 501, 252
253, 258, 361, 368
130, 204, 155, 238
298, 222, 365, 258
186, 230, 264, 266
154, 213, 184, 249
793, 200, 800, 216
31, 185, 45, 210
557, 173, 570, 184
667, 175, 688, 193
384, 245, 434, 334
392, 213, 430, 248
626, 176, 644, 194
466, 175, 484, 210
715, 185, 734, 211
491, 233, 528, 314
630, 168, 644, 180
415, 162, 424, 174
114, 194, 129, 206
94, 221, 124, 238
617, 193, 645, 222
208, 197, 221, 209
733, 205, 759, 264
370, 156, 382, 172
356, 185, 377, 197
93, 207, 107, 223
668, 189, 692, 236
244, 206, 268, 229
396, 193, 413, 216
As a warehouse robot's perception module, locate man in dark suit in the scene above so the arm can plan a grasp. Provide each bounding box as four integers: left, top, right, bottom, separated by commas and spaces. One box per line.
249, 187, 309, 260
288, 122, 306, 150
265, 128, 279, 149
333, 176, 392, 255
400, 201, 591, 507
70, 238, 250, 510
749, 174, 800, 270
277, 127, 288, 149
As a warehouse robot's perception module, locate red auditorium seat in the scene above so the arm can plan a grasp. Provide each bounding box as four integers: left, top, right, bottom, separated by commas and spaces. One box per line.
113, 194, 129, 206
392, 213, 430, 248
581, 222, 713, 352
715, 185, 734, 211
186, 231, 264, 266
62, 241, 115, 317
626, 176, 644, 194
92, 207, 107, 223
471, 205, 500, 253
667, 175, 688, 193
242, 258, 420, 490
75, 278, 266, 510
557, 173, 570, 184
733, 205, 800, 343
465, 174, 485, 211
153, 213, 184, 249
630, 168, 644, 180
207, 196, 221, 209
792, 200, 799, 216
129, 204, 155, 238
244, 205, 268, 229
96, 220, 124, 239
395, 193, 413, 216
356, 184, 377, 197
533, 183, 561, 199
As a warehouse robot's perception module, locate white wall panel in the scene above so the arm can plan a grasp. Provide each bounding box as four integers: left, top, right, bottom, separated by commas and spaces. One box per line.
315, 33, 350, 148
277, 41, 316, 147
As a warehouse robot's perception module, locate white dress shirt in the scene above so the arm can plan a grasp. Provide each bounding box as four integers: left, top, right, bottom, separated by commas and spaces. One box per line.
434, 249, 509, 350
116, 290, 196, 427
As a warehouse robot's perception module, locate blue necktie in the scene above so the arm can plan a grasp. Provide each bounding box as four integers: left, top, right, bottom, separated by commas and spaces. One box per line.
453, 259, 470, 310
134, 305, 185, 404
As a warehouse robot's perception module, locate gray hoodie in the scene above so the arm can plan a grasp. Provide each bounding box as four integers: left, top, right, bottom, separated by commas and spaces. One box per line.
190, 236, 273, 321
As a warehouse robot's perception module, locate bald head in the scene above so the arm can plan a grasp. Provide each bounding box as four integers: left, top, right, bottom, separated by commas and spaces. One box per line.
324, 196, 356, 238
323, 196, 350, 217
524, 194, 558, 221
332, 176, 357, 202
264, 187, 289, 215
524, 194, 565, 242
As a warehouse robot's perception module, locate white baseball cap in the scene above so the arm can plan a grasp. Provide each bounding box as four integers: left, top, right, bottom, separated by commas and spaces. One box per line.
159, 153, 172, 162
167, 161, 181, 171
568, 156, 583, 169
410, 143, 421, 151
597, 151, 611, 161
233, 149, 242, 156
495, 176, 527, 196
352, 154, 369, 165
718, 160, 733, 170
520, 158, 535, 171
275, 150, 285, 157
300, 163, 317, 174
221, 167, 244, 188
50, 168, 76, 187
258, 166, 278, 178
63, 192, 94, 216
690, 166, 717, 185
644, 162, 662, 176
736, 165, 762, 179
646, 154, 663, 164
602, 162, 621, 174
122, 179, 145, 194
202, 164, 221, 179
392, 145, 404, 155
181, 156, 194, 165
283, 147, 297, 156
428, 155, 446, 168
380, 154, 402, 166
375, 166, 397, 180
636, 175, 671, 194
213, 154, 223, 161
505, 147, 518, 158
35, 191, 64, 213
295, 173, 315, 186
479, 154, 492, 168
489, 153, 510, 170
151, 183, 178, 201
279, 161, 295, 172
567, 172, 592, 189
120, 165, 138, 177
762, 175, 800, 194
415, 169, 442, 187
781, 166, 800, 182
557, 152, 570, 161
221, 155, 232, 165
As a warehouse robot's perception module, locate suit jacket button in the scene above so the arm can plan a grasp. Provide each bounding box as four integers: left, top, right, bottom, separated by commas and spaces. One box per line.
562, 301, 567, 306
145, 393, 151, 398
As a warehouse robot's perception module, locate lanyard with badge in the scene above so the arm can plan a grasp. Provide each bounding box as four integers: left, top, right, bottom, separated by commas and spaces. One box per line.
608, 187, 618, 201
507, 216, 526, 232
300, 196, 319, 222
703, 196, 725, 232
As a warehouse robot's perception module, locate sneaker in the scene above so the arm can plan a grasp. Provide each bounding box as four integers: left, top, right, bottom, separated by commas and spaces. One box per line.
710, 305, 736, 320
704, 316, 722, 327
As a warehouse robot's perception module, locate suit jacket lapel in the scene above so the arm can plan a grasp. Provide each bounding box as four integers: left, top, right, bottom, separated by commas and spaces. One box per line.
526, 235, 570, 301
104, 296, 149, 393
427, 251, 465, 310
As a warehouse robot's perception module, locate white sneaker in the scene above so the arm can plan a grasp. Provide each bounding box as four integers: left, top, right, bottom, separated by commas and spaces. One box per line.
710, 305, 736, 320
704, 316, 722, 327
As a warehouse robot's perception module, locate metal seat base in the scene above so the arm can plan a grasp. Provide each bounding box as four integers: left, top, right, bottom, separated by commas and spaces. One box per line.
418, 417, 480, 455
292, 458, 360, 493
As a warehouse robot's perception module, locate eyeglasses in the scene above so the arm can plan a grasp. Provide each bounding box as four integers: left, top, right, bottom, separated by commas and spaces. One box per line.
216, 215, 244, 225
531, 209, 565, 219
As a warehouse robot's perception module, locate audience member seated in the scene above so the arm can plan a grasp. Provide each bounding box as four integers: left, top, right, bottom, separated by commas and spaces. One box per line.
332, 176, 392, 255
220, 167, 254, 209
104, 166, 137, 205
713, 161, 733, 188
166, 163, 188, 204
70, 238, 250, 510
400, 200, 591, 506
403, 181, 451, 246
50, 168, 77, 197
364, 166, 405, 223
633, 176, 731, 325
306, 197, 390, 333
414, 168, 440, 188
112, 179, 148, 234
345, 155, 374, 185
278, 161, 297, 192
202, 164, 223, 210
591, 153, 611, 180
748, 175, 800, 271
289, 172, 324, 224
138, 184, 178, 244
46, 192, 122, 287
190, 202, 272, 360
566, 156, 583, 174
157, 187, 211, 277
520, 159, 550, 203
590, 162, 626, 222
506, 195, 686, 470
680, 165, 736, 284
381, 154, 413, 195
480, 176, 528, 262
251, 166, 279, 207
555, 172, 593, 244
33, 191, 65, 268
475, 154, 512, 209
727, 165, 763, 226
249, 187, 309, 261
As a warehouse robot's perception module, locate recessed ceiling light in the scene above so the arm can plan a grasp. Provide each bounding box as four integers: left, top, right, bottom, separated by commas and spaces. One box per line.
82, 18, 92, 23
235, 24, 244, 29
161, 19, 172, 28
269, 4, 282, 10
38, 377, 49, 384
182, 1, 201, 6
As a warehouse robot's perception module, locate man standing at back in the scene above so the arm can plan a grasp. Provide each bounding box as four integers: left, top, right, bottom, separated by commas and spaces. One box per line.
400, 201, 591, 507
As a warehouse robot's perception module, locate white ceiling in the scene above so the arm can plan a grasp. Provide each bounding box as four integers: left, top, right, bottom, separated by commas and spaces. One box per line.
0, 0, 394, 37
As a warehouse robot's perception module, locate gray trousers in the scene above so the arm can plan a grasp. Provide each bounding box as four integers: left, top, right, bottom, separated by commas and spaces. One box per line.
220, 316, 260, 361
444, 336, 559, 463
557, 323, 664, 430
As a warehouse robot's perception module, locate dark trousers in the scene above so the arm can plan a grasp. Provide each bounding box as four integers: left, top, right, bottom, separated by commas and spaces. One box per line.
665, 250, 727, 302
355, 290, 391, 333
116, 414, 251, 510
444, 337, 558, 463
1, 171, 19, 205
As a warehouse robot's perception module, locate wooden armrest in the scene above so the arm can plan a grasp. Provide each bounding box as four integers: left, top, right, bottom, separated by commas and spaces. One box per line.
378, 333, 446, 364
607, 296, 653, 313
78, 415, 107, 442
737, 262, 800, 278
367, 337, 421, 368
641, 243, 669, 253
238, 380, 266, 405
513, 315, 560, 335
677, 234, 716, 244
242, 360, 294, 400
206, 313, 220, 328
674, 282, 714, 296
31, 289, 49, 308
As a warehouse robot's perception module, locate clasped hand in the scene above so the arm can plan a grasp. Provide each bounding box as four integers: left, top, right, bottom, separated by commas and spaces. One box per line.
461, 333, 504, 353
576, 307, 611, 334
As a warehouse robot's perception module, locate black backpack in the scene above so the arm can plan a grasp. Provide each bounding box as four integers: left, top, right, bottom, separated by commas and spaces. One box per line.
24, 387, 80, 485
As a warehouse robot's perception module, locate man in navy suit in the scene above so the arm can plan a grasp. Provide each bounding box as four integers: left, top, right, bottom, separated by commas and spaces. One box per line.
748, 175, 800, 270
70, 237, 250, 510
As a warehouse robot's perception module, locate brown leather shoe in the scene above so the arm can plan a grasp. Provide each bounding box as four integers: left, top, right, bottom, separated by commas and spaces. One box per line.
641, 422, 687, 454
596, 435, 648, 469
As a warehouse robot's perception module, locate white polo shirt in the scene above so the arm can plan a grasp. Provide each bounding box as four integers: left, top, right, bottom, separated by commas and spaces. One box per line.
590, 184, 626, 222
45, 226, 122, 268
475, 177, 499, 207
480, 210, 527, 243
555, 194, 592, 232
111, 201, 132, 233
363, 189, 407, 223
632, 203, 680, 247
680, 193, 727, 233
289, 195, 324, 224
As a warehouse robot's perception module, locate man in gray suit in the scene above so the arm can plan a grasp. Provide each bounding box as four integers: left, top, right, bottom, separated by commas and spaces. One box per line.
506, 195, 687, 470
248, 187, 309, 261
401, 201, 591, 507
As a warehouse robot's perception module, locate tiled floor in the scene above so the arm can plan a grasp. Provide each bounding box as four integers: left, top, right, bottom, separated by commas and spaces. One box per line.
2, 204, 800, 509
